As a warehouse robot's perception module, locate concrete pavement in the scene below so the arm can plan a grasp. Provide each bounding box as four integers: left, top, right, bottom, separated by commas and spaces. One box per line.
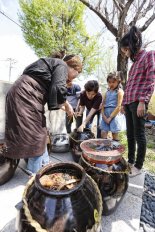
0, 152, 145, 232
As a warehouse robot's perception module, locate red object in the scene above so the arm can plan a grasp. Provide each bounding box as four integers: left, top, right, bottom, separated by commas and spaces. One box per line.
80, 139, 125, 164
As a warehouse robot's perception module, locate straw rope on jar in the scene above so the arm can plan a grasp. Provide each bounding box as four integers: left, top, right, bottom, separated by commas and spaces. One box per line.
16, 162, 103, 232
79, 138, 129, 216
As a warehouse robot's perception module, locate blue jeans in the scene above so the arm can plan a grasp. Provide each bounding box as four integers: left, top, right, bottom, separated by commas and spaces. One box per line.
27, 147, 49, 173
86, 110, 101, 138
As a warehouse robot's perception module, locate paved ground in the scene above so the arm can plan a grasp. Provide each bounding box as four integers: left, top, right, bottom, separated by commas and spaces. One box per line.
0, 152, 145, 232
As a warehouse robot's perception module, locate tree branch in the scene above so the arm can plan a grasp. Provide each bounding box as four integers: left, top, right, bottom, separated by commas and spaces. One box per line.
140, 1, 154, 18
115, 0, 125, 9
118, 0, 134, 39
112, 2, 117, 24
143, 39, 155, 48
79, 0, 118, 37
96, 0, 102, 11
129, 0, 146, 26
113, 0, 123, 11
140, 13, 155, 32
104, 5, 109, 21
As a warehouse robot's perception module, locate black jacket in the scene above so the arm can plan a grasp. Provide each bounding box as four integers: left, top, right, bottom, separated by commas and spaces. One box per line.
23, 58, 68, 110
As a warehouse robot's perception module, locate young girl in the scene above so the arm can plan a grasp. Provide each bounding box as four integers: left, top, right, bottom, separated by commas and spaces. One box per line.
120, 26, 155, 177
100, 72, 124, 141
76, 80, 102, 138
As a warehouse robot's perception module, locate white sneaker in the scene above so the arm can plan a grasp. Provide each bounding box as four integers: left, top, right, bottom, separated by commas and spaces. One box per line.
129, 166, 142, 177
128, 162, 134, 173
128, 162, 134, 168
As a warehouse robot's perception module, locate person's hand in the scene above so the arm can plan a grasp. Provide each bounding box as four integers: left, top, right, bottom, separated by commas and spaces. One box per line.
75, 111, 82, 117
65, 102, 74, 118
102, 114, 108, 124
75, 107, 78, 113
77, 123, 85, 132
121, 106, 125, 114
102, 114, 112, 124
60, 105, 65, 111
137, 102, 146, 117
106, 117, 112, 124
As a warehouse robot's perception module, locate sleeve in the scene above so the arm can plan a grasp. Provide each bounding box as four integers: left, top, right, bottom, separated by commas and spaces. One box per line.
139, 51, 155, 103
48, 64, 68, 110
79, 91, 85, 106
75, 84, 81, 92
92, 94, 102, 110
110, 89, 124, 118
75, 84, 81, 99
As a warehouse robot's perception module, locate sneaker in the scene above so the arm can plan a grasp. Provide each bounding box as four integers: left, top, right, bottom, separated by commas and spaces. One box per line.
129, 166, 142, 177
127, 162, 134, 173
128, 162, 134, 168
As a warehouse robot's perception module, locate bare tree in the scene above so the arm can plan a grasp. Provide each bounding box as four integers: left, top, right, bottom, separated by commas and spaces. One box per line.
78, 0, 155, 85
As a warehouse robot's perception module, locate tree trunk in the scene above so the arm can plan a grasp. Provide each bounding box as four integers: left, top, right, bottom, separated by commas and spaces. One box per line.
117, 43, 128, 89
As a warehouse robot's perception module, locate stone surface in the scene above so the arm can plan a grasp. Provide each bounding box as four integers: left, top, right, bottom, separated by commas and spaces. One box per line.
102, 193, 142, 232
128, 172, 145, 197
140, 173, 155, 232
0, 152, 145, 232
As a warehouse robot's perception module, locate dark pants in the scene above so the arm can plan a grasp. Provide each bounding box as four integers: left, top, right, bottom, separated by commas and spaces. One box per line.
66, 109, 83, 133
86, 110, 101, 138
124, 102, 147, 169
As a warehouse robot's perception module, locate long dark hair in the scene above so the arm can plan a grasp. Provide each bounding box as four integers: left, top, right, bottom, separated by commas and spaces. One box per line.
120, 26, 142, 62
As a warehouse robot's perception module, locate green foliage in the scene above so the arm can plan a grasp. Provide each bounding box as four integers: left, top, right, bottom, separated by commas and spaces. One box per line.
119, 131, 128, 149
148, 92, 155, 115
18, 0, 101, 74
144, 148, 155, 174
119, 131, 155, 174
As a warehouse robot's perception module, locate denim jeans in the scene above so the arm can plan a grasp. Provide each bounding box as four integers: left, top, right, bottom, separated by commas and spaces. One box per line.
86, 110, 101, 138
124, 102, 146, 169
27, 147, 49, 174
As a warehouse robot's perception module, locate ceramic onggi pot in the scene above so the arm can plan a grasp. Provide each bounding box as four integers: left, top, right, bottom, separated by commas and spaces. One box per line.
16, 162, 102, 232
79, 139, 129, 216
0, 134, 19, 186
50, 133, 70, 153
0, 155, 19, 185
69, 129, 95, 162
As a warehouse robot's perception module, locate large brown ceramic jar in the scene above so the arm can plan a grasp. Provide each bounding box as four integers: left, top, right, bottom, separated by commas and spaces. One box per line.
0, 134, 19, 185
16, 162, 102, 232
80, 139, 129, 216
69, 129, 95, 162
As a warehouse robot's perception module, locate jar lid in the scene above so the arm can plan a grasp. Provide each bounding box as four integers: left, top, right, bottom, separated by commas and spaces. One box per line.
80, 139, 125, 164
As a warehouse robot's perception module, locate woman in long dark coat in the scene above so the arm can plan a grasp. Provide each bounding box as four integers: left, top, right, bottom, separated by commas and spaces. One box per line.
4, 53, 82, 173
